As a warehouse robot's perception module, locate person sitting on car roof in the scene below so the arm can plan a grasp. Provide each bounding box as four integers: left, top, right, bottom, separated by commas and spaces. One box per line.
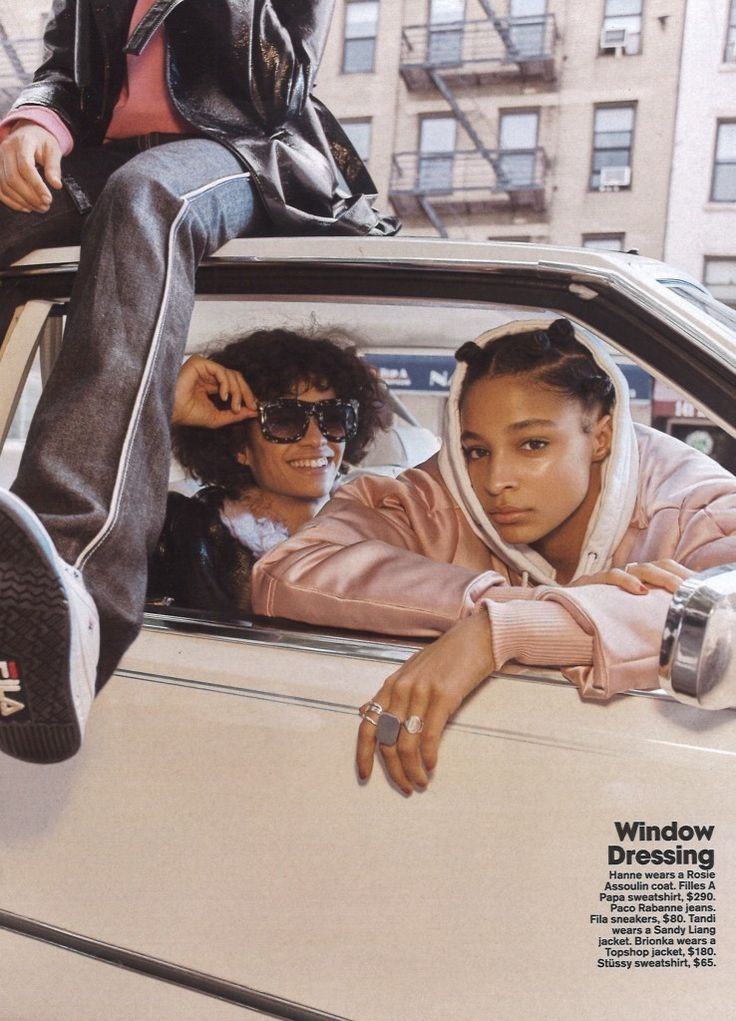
148, 329, 385, 615
251, 318, 736, 795
0, 1, 398, 765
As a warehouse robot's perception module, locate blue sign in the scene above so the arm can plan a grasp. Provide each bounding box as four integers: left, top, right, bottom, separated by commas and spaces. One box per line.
363, 353, 652, 401
362, 354, 457, 393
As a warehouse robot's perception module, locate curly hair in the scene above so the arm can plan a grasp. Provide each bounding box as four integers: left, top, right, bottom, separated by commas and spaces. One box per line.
456, 318, 615, 420
172, 329, 385, 497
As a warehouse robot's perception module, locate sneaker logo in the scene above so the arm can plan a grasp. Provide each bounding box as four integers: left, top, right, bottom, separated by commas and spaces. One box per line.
0, 659, 25, 717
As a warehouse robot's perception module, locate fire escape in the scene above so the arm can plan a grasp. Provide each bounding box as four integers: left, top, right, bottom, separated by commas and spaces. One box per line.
390, 3, 558, 237
0, 21, 40, 117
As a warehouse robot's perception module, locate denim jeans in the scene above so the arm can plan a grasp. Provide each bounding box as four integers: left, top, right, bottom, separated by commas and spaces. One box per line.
1, 137, 266, 686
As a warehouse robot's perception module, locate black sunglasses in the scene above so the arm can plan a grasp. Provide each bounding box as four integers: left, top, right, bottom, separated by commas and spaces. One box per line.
256, 398, 359, 444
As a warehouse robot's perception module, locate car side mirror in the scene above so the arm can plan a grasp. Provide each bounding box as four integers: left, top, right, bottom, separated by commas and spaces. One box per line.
659, 564, 736, 710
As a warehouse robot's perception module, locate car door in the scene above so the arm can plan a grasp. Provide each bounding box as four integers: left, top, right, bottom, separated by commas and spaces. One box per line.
1, 239, 735, 1020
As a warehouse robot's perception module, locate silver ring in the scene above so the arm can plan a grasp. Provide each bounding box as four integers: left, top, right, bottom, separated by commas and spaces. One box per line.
359, 701, 383, 727
624, 562, 637, 574
403, 715, 424, 735
376, 711, 402, 746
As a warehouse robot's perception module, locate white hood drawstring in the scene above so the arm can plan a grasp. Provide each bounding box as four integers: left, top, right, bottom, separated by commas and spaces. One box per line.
437, 318, 640, 586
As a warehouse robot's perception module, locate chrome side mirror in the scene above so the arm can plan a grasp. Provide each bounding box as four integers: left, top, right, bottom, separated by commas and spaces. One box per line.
660, 564, 736, 710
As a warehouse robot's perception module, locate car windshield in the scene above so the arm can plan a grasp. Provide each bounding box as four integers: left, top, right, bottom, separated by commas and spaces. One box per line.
660, 280, 736, 336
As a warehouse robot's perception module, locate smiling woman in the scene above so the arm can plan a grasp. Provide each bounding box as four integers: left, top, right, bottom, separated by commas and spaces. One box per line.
147, 329, 383, 614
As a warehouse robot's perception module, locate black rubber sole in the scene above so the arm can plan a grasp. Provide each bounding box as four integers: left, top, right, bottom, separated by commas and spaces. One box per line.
0, 505, 80, 764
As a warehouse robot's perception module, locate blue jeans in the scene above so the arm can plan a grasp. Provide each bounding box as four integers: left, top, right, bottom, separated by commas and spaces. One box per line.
1, 137, 266, 686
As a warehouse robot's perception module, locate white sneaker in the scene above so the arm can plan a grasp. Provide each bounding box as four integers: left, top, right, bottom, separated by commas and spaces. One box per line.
0, 488, 99, 763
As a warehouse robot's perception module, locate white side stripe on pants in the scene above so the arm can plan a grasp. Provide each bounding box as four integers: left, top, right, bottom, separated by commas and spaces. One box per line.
74, 172, 251, 570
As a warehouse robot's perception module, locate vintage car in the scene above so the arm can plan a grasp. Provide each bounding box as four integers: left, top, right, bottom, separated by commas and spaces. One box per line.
1, 238, 735, 1020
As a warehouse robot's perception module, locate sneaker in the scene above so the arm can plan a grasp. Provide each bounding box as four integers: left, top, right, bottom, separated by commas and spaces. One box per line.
0, 488, 99, 764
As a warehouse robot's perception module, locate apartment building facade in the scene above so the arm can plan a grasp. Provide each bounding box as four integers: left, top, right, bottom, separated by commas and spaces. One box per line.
664, 0, 736, 306
2, 0, 733, 282
316, 0, 688, 258
0, 1, 46, 117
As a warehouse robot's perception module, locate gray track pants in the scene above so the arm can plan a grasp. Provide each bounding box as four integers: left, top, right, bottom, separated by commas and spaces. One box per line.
1, 136, 265, 686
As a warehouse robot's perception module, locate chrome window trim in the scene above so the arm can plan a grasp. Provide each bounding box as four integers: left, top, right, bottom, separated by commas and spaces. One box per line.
140, 611, 682, 705
142, 608, 423, 665
0, 910, 353, 1021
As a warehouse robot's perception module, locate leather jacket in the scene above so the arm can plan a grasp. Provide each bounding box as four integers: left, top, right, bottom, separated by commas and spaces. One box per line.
148, 488, 256, 615
12, 0, 399, 236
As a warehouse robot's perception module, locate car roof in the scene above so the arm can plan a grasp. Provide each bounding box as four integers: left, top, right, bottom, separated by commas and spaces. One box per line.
4, 235, 708, 288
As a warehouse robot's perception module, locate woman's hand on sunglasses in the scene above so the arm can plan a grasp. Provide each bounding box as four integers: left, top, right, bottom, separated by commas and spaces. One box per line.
172, 355, 258, 429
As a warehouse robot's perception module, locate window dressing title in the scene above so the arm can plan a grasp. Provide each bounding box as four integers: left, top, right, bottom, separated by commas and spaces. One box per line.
608, 821, 715, 870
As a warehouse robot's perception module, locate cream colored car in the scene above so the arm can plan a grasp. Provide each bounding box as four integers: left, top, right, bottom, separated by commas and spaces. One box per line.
1, 238, 735, 1021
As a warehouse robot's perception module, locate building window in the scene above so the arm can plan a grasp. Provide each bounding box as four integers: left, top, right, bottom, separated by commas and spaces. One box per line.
599, 0, 642, 56
418, 116, 457, 191
582, 233, 625, 250
704, 258, 736, 307
726, 0, 736, 62
341, 119, 372, 162
428, 0, 466, 65
343, 1, 379, 73
498, 110, 539, 188
712, 121, 736, 202
590, 105, 634, 190
509, 0, 548, 58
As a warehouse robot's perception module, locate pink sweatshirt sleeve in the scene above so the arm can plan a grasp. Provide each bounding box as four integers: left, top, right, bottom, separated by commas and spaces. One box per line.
252, 476, 514, 636
528, 584, 672, 700
0, 107, 74, 155
486, 599, 594, 670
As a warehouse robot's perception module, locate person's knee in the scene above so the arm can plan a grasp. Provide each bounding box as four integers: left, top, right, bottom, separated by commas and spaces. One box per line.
93, 160, 182, 224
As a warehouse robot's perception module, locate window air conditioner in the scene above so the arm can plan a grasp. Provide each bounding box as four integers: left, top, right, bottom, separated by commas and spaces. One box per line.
599, 27, 628, 52
599, 166, 631, 189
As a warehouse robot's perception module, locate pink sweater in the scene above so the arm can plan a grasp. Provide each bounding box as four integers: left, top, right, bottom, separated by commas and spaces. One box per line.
0, 0, 188, 153
252, 426, 736, 700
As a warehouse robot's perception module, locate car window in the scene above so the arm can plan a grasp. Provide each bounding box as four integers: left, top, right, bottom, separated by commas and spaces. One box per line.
0, 301, 61, 489
0, 353, 41, 489
1, 283, 734, 628
178, 293, 735, 476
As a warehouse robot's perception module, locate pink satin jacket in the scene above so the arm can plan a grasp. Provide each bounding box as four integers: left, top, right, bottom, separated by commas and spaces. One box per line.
253, 425, 736, 700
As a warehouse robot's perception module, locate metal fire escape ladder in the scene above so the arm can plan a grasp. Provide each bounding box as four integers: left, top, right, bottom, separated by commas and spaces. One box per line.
429, 69, 490, 164
475, 0, 521, 60
416, 2, 516, 236
419, 67, 500, 238
419, 66, 508, 237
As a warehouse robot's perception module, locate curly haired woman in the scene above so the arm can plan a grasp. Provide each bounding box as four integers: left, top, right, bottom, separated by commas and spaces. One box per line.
149, 329, 384, 614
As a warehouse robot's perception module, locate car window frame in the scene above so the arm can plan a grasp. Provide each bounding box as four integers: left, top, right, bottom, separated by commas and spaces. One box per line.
1, 245, 734, 700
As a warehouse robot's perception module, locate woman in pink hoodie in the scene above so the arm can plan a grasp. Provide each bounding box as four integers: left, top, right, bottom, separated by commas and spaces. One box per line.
252, 318, 736, 794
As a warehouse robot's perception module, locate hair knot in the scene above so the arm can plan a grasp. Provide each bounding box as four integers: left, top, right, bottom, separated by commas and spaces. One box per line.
455, 340, 483, 364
